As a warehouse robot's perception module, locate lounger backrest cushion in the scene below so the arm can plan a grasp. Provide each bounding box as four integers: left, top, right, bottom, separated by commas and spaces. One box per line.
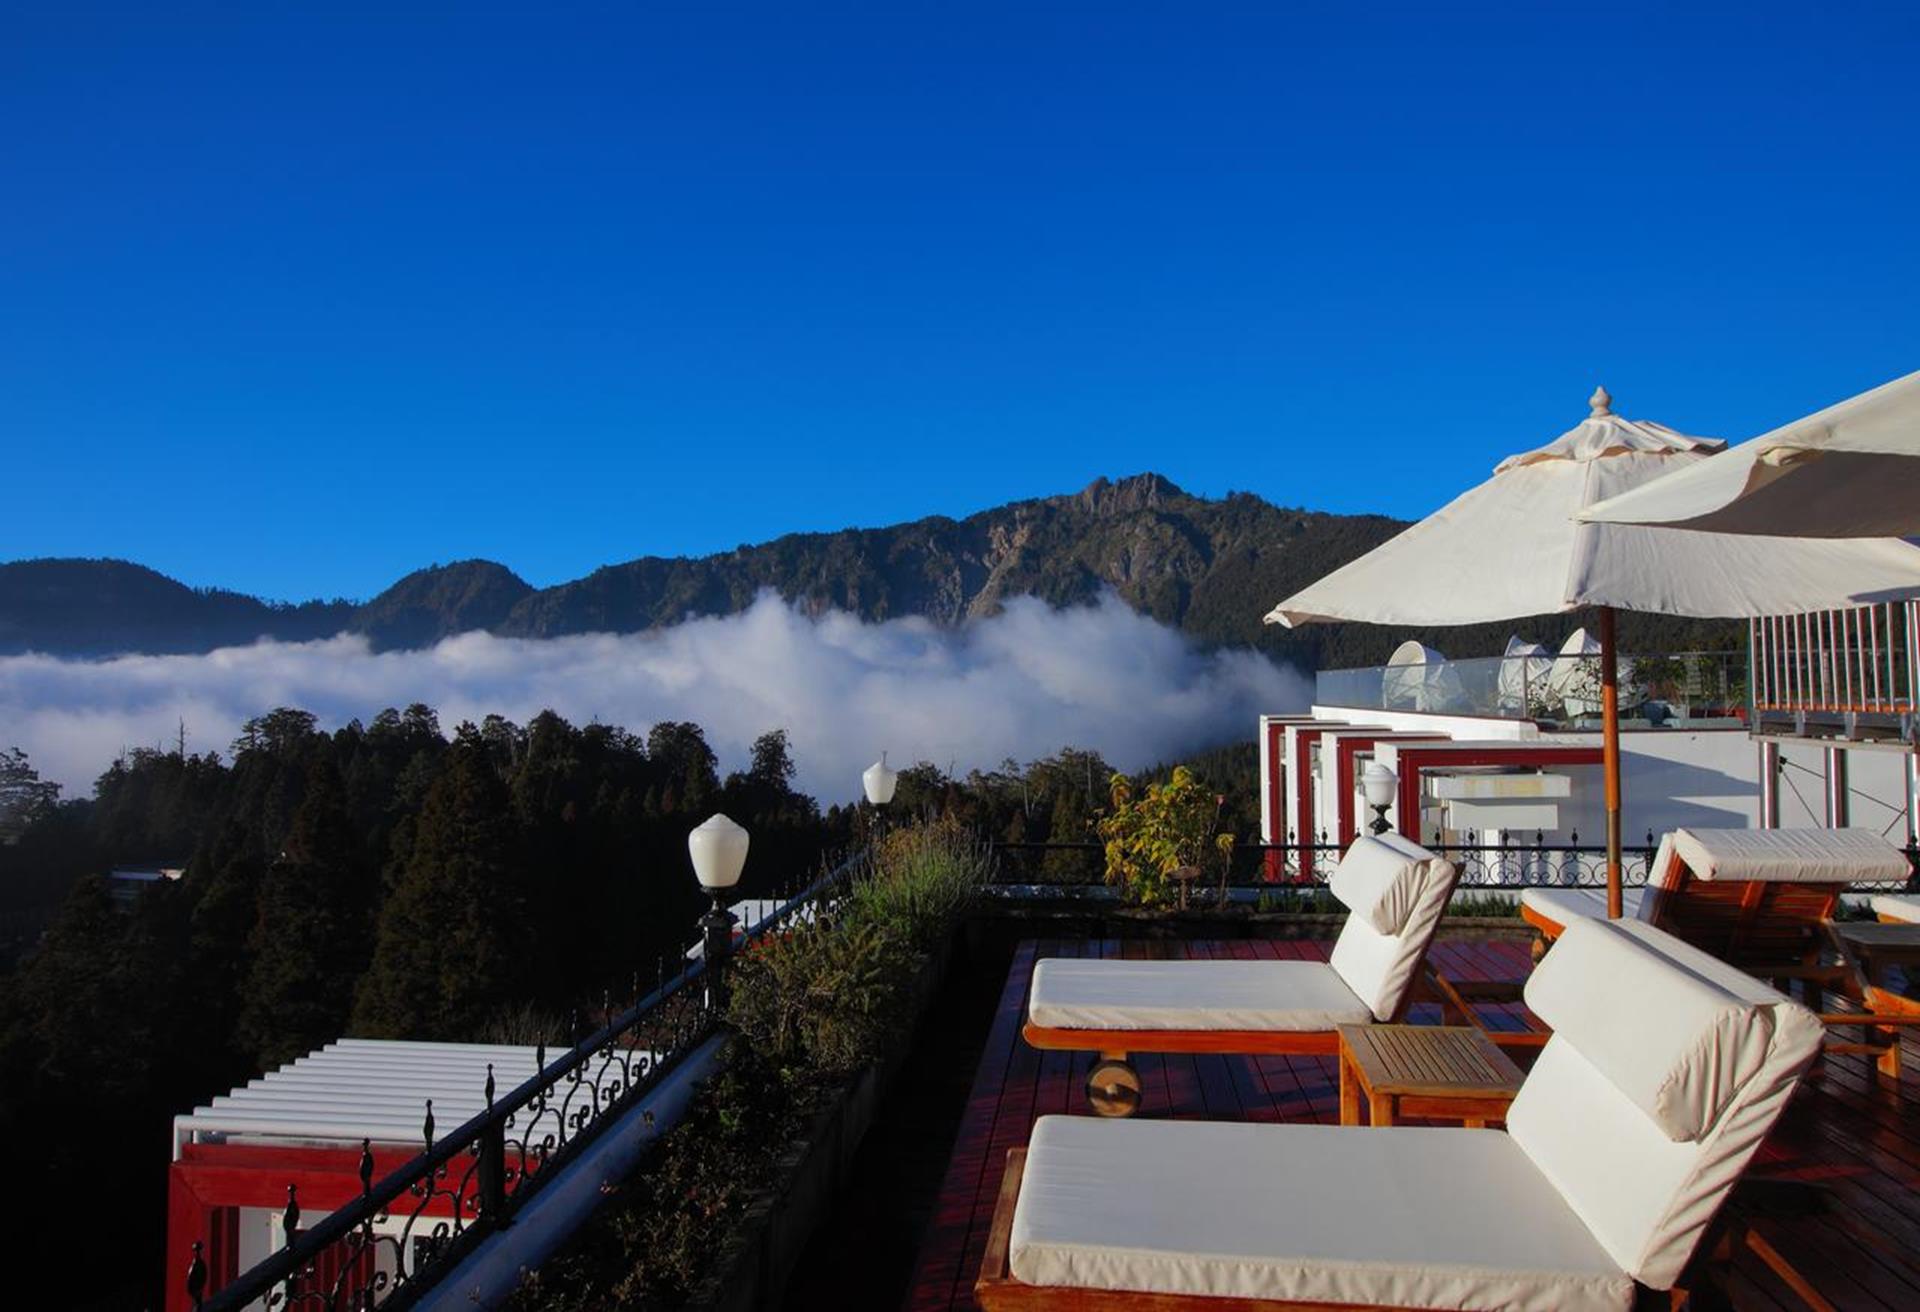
1508, 919, 1823, 1290
1327, 834, 1458, 1021
1671, 826, 1910, 883
1522, 917, 1770, 1141
1327, 832, 1429, 935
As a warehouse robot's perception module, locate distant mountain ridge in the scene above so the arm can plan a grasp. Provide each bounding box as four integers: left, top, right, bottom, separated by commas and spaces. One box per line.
0, 474, 1741, 667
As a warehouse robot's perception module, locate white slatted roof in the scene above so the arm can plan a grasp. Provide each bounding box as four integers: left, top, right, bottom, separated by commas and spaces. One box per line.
171, 1039, 560, 1159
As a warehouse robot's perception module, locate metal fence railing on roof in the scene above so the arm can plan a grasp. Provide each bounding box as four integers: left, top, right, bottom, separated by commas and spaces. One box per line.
987, 835, 1918, 897
1313, 650, 1747, 726
190, 855, 860, 1312
1750, 603, 1918, 722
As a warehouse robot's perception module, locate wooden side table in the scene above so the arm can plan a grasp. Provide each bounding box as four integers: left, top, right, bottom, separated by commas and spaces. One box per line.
1337, 1024, 1524, 1128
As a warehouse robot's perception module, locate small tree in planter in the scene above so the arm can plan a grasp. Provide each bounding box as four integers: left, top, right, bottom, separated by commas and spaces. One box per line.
1097, 767, 1236, 908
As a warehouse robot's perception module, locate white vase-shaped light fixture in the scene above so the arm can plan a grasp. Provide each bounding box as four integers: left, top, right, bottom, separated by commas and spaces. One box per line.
1361, 761, 1398, 835
688, 813, 750, 891
863, 753, 899, 807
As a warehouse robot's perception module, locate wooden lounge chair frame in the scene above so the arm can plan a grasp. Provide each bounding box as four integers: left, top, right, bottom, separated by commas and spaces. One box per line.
1024, 958, 1547, 1116
1521, 843, 1920, 1078
1020, 924, 1551, 1115
975, 1147, 1834, 1312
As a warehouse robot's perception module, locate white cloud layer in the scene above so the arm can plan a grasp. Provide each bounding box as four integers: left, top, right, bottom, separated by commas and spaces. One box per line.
0, 592, 1309, 801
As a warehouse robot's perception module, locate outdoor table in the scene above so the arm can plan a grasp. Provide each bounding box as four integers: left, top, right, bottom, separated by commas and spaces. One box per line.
1337, 1024, 1524, 1128
1832, 920, 1920, 992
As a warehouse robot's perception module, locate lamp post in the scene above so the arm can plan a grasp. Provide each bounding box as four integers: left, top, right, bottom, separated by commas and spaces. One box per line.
1361, 761, 1397, 837
688, 814, 749, 1008
862, 752, 898, 843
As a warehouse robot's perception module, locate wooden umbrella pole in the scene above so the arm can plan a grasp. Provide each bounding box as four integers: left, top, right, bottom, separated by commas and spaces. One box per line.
1600, 606, 1623, 918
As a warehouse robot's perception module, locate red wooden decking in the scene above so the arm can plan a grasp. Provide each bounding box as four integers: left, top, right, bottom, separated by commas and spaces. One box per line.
902, 935, 1920, 1312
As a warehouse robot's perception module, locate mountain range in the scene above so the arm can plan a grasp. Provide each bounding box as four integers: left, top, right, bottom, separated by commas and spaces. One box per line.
0, 474, 1740, 668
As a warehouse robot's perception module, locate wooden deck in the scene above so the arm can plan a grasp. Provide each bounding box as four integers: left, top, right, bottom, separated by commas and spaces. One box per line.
902, 935, 1920, 1312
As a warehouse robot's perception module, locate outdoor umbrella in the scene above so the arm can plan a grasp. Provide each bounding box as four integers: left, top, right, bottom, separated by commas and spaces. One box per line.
1578, 369, 1920, 538
1266, 387, 1920, 916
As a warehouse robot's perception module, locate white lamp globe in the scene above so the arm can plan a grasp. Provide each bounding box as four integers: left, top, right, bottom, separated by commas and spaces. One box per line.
862, 754, 899, 807
688, 814, 750, 891
1360, 761, 1397, 811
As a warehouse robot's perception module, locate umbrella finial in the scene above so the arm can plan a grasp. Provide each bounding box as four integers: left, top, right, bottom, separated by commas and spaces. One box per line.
1588, 385, 1612, 417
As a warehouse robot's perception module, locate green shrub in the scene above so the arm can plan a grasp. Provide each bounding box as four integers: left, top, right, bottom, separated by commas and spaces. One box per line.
847, 817, 991, 951
1097, 766, 1234, 906
726, 916, 921, 1078
513, 819, 989, 1308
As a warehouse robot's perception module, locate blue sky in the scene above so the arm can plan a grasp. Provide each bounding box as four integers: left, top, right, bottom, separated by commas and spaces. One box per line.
3, 2, 1916, 601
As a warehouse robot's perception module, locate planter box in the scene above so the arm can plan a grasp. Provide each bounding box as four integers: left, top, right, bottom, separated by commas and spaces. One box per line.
687, 938, 953, 1312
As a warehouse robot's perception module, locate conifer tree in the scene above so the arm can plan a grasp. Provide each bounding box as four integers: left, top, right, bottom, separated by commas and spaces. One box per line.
238, 760, 368, 1067
352, 728, 530, 1040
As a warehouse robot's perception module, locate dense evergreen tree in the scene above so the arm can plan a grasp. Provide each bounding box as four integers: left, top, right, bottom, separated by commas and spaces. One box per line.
0, 746, 59, 840
352, 726, 532, 1040
238, 760, 370, 1067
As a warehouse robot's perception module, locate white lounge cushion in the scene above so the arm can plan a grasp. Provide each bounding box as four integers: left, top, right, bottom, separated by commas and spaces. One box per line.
1327, 831, 1431, 935
1010, 1115, 1632, 1312
1027, 958, 1370, 1032
1524, 917, 1769, 1142
1871, 893, 1920, 923
1670, 826, 1909, 883
1508, 919, 1824, 1288
1327, 839, 1459, 1020
1520, 885, 1650, 931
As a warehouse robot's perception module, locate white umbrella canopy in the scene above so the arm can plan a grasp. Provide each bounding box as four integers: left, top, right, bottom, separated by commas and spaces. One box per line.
1579, 369, 1920, 539
1266, 387, 1920, 629
1265, 386, 1920, 917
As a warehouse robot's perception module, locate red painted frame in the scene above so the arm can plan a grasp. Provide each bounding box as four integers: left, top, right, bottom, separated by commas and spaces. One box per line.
1384, 743, 1604, 843
166, 1141, 467, 1312
1329, 731, 1448, 845
1261, 716, 1319, 881
1288, 723, 1386, 878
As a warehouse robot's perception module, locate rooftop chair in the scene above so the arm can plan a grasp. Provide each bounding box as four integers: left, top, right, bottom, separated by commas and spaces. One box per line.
1518, 827, 1919, 1076
1024, 833, 1462, 1116
1871, 892, 1920, 924
978, 917, 1825, 1312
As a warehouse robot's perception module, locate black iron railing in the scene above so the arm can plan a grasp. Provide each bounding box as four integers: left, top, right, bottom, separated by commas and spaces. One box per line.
190, 858, 858, 1312
989, 833, 1919, 895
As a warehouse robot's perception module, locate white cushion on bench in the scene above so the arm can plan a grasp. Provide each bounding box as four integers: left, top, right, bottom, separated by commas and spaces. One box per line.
1519, 885, 1650, 932
1523, 917, 1770, 1142
1671, 826, 1909, 883
1870, 893, 1920, 923
1327, 831, 1434, 934
1027, 958, 1371, 1032
1508, 919, 1824, 1288
1009, 1115, 1632, 1312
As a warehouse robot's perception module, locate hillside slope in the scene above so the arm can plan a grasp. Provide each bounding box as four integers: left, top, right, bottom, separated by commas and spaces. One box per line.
0, 476, 1741, 664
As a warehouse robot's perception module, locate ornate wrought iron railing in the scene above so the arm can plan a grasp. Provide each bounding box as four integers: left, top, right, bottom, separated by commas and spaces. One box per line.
988, 833, 1917, 895
189, 858, 857, 1312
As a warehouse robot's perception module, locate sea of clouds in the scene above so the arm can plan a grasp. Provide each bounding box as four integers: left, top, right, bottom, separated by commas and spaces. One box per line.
0, 591, 1309, 801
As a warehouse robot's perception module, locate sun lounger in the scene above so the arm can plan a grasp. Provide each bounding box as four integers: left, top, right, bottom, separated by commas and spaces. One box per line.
1519, 826, 1918, 1076
1023, 833, 1460, 1115
978, 917, 1825, 1312
1872, 893, 1920, 923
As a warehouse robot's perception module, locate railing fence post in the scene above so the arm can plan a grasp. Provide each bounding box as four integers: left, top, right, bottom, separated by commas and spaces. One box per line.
186, 1240, 207, 1312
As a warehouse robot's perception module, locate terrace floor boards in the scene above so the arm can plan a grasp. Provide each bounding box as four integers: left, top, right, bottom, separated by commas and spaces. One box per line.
900, 934, 1920, 1312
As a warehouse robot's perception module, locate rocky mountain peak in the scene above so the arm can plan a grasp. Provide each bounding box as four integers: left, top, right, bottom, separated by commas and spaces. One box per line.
1072, 472, 1185, 517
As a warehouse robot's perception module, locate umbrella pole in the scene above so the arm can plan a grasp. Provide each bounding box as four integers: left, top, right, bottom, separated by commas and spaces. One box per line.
1600, 606, 1623, 918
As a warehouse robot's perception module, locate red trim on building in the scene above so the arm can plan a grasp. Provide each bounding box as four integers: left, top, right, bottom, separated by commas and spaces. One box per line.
1388, 744, 1604, 843
166, 1141, 471, 1311
1330, 732, 1447, 845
